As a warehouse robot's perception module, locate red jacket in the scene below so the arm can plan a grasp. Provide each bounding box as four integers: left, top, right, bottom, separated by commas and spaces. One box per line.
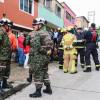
24, 45, 30, 54
18, 36, 25, 49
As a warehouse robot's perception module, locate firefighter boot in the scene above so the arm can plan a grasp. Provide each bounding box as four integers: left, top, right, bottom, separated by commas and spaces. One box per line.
95, 65, 100, 71
95, 67, 99, 71
70, 59, 77, 74
29, 86, 42, 98
43, 83, 52, 95
84, 67, 91, 72
63, 65, 68, 73
81, 64, 85, 69
59, 65, 63, 69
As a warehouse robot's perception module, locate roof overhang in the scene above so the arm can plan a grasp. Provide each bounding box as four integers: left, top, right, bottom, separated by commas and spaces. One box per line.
13, 23, 33, 32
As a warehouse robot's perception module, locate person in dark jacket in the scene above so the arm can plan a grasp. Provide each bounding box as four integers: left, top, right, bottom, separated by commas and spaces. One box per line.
75, 27, 85, 68
84, 23, 100, 72
57, 28, 65, 69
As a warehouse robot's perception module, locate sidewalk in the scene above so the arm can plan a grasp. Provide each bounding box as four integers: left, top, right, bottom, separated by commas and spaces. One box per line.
6, 62, 100, 100
9, 62, 29, 81
0, 62, 30, 100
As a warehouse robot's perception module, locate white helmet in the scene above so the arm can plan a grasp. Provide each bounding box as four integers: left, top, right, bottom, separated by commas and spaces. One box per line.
58, 27, 61, 30
0, 19, 13, 27
2, 17, 11, 23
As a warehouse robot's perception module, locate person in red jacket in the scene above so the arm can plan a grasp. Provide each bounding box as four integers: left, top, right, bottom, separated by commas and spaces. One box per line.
18, 32, 25, 66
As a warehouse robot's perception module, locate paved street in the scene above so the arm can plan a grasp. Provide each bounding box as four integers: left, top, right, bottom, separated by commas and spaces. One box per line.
6, 50, 100, 100
0, 0, 100, 100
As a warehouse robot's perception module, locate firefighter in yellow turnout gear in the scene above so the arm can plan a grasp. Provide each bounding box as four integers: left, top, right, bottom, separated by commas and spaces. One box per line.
62, 26, 77, 74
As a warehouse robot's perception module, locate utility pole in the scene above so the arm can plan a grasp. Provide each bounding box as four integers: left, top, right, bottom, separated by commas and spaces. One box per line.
88, 11, 95, 24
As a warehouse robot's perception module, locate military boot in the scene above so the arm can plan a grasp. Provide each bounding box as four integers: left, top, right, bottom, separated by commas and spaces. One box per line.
84, 67, 91, 72
29, 86, 42, 98
43, 83, 52, 95
2, 78, 13, 89
95, 65, 100, 71
81, 64, 85, 69
0, 81, 4, 95
27, 74, 32, 83
0, 88, 4, 95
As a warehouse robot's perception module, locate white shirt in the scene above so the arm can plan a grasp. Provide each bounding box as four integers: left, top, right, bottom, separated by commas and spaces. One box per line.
53, 32, 58, 39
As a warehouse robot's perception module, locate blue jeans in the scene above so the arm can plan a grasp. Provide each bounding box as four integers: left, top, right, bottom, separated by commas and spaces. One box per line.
18, 48, 25, 65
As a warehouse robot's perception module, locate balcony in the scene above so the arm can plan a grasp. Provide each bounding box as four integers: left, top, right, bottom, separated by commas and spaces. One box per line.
38, 5, 64, 28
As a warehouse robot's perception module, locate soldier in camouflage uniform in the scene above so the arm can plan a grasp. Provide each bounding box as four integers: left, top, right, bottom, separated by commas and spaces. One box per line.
26, 18, 53, 98
0, 20, 13, 91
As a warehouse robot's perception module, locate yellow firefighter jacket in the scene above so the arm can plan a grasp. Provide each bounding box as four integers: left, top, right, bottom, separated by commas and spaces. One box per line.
61, 33, 77, 55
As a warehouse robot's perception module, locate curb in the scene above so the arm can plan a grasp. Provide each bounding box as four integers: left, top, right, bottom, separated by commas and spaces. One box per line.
0, 82, 30, 100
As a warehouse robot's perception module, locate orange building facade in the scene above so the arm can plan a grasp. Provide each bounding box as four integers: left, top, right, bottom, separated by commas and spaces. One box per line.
0, 0, 38, 32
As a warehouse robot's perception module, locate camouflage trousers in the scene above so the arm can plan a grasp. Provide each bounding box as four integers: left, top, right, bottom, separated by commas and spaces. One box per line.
30, 63, 50, 89
0, 60, 11, 80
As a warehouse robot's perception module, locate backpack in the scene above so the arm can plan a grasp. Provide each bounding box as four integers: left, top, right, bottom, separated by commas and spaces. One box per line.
91, 29, 97, 42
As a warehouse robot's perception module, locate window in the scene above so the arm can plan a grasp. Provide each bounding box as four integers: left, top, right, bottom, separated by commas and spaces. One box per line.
71, 17, 75, 24
66, 11, 75, 23
66, 11, 71, 21
20, 0, 34, 14
0, 0, 4, 3
44, 0, 51, 9
24, 0, 28, 12
70, 16, 75, 24
55, 4, 61, 18
29, 0, 33, 13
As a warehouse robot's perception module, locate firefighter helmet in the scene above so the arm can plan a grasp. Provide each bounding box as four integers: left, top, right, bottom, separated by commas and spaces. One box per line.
61, 28, 67, 33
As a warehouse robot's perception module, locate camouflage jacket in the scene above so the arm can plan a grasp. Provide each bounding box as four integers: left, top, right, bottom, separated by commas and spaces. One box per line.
0, 27, 11, 61
26, 29, 53, 69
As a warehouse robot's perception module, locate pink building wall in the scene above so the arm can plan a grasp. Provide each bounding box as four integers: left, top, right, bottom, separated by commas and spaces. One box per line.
61, 2, 76, 27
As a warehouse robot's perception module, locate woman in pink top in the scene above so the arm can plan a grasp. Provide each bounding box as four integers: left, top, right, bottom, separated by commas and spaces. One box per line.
23, 34, 30, 68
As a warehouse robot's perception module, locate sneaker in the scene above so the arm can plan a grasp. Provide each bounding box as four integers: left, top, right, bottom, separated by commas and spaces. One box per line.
24, 66, 29, 69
